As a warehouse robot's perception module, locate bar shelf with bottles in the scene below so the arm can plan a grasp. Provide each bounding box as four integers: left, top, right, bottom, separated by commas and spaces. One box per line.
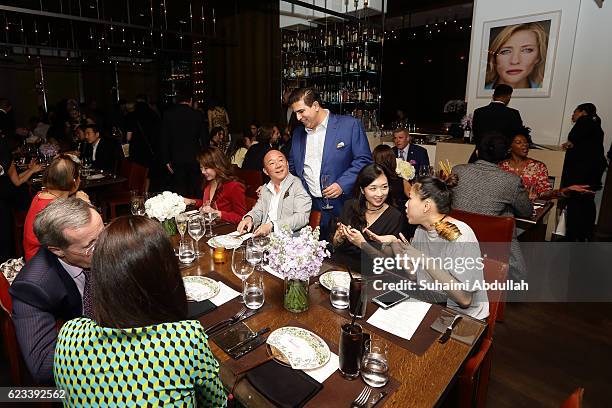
281, 22, 382, 128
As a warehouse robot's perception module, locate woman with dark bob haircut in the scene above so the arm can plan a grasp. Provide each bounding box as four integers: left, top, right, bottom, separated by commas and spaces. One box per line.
331, 163, 406, 272
53, 216, 227, 407
345, 176, 489, 320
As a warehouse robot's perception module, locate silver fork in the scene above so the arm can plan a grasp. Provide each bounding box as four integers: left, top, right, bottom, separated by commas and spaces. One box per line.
205, 307, 247, 335
351, 385, 372, 408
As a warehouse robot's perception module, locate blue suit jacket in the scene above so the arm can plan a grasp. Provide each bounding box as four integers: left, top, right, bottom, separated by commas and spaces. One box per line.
392, 144, 430, 174
9, 248, 82, 384
289, 113, 372, 204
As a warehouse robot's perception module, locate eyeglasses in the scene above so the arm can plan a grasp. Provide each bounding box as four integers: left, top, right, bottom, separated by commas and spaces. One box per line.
66, 240, 96, 256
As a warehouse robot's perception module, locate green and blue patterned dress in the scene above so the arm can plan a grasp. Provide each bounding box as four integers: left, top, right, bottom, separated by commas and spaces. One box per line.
54, 318, 227, 407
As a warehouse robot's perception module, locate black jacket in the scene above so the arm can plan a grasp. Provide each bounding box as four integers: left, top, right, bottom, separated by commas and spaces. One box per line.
161, 104, 205, 166
83, 137, 122, 173
561, 116, 607, 190
472, 102, 524, 146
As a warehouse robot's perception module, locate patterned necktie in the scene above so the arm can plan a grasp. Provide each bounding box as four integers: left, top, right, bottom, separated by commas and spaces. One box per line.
82, 269, 93, 318
399, 150, 405, 160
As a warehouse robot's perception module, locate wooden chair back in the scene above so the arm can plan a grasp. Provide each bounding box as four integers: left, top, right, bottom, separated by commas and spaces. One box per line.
0, 273, 27, 385
235, 168, 263, 198
245, 196, 257, 213
482, 258, 508, 339
458, 338, 493, 408
309, 210, 322, 230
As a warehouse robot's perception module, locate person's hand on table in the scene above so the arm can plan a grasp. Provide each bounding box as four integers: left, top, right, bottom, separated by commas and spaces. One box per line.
322, 182, 343, 199
237, 217, 253, 234
253, 223, 273, 237
183, 197, 197, 206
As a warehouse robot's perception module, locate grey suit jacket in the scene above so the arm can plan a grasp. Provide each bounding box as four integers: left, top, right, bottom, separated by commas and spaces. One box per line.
451, 160, 533, 279
246, 173, 312, 232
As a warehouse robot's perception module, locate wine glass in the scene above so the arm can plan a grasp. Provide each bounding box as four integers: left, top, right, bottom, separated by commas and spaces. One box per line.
321, 174, 334, 210
130, 191, 145, 216
201, 201, 219, 237
232, 246, 255, 303
246, 241, 263, 270
188, 214, 205, 257
175, 213, 188, 243
251, 236, 270, 269
82, 157, 92, 177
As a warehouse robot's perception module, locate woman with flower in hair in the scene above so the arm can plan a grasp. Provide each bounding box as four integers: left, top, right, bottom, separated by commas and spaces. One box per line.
345, 175, 489, 319
485, 22, 548, 89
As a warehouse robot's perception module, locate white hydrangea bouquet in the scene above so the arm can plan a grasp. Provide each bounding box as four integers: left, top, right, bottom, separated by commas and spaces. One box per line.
145, 191, 186, 235
267, 226, 330, 313
396, 158, 416, 181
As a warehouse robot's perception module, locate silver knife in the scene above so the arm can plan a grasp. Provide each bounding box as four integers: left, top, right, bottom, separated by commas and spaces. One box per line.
368, 391, 387, 408
227, 327, 270, 353
232, 333, 268, 359
438, 314, 462, 344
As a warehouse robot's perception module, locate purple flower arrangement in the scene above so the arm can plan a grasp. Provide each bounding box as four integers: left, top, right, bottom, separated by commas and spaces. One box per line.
267, 226, 330, 281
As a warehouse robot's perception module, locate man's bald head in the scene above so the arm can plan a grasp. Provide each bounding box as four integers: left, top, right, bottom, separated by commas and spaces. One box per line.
263, 150, 289, 185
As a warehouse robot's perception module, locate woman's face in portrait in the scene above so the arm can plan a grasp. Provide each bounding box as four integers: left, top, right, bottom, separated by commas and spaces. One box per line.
495, 29, 540, 88
362, 174, 389, 209
510, 134, 530, 159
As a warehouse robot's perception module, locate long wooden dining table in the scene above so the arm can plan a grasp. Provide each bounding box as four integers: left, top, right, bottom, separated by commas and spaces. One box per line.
178, 223, 487, 407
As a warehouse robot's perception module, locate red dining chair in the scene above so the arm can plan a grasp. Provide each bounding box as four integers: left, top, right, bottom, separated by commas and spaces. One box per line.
102, 160, 149, 220
560, 387, 584, 408
450, 209, 515, 321
0, 272, 28, 385
245, 196, 257, 213
12, 210, 27, 259
235, 168, 263, 199
458, 338, 493, 408
309, 210, 321, 230
482, 258, 508, 340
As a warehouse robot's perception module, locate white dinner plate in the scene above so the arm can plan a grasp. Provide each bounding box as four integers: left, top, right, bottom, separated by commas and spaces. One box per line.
266, 326, 331, 370
87, 173, 105, 180
318, 270, 351, 291
183, 276, 220, 301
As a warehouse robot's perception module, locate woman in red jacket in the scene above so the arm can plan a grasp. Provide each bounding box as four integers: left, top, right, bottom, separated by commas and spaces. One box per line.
184, 147, 247, 224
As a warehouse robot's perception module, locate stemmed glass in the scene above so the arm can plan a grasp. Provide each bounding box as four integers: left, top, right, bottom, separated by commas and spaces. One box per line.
246, 241, 263, 272
251, 236, 270, 270
188, 214, 205, 257
130, 191, 145, 215
175, 213, 188, 243
201, 201, 219, 237
232, 246, 255, 303
82, 157, 92, 177
321, 174, 334, 210
419, 165, 435, 178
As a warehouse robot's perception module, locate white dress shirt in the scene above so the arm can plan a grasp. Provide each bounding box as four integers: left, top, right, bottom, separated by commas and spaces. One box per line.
303, 110, 330, 198
92, 139, 100, 161
265, 176, 291, 231
58, 259, 86, 311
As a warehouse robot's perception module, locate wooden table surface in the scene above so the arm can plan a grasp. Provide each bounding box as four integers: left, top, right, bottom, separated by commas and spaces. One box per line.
178, 224, 486, 407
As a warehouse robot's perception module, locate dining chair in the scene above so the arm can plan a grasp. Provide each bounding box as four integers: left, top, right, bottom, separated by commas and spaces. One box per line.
0, 272, 28, 385
458, 338, 493, 408
103, 160, 149, 220
450, 209, 515, 321
560, 387, 584, 408
309, 210, 321, 230
235, 168, 263, 199
482, 258, 508, 340
12, 210, 27, 259
245, 196, 257, 212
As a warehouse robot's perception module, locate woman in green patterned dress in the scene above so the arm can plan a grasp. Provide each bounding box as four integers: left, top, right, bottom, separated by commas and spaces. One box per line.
53, 215, 227, 407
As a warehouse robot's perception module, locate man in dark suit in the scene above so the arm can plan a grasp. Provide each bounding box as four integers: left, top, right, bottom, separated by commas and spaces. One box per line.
471, 85, 524, 162
82, 124, 122, 173
288, 87, 372, 238
161, 92, 205, 197
391, 128, 430, 174
0, 98, 14, 140
10, 198, 104, 384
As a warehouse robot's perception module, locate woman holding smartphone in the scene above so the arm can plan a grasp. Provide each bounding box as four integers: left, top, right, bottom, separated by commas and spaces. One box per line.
331, 163, 406, 273
343, 175, 489, 320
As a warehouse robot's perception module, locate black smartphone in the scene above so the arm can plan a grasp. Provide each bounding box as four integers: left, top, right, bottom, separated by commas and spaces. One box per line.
372, 290, 410, 309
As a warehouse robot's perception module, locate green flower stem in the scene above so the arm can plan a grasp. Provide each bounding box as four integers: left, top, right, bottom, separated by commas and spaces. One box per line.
284, 280, 309, 312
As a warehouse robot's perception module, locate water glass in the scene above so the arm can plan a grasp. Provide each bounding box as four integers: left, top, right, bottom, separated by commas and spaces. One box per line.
330, 285, 350, 309
349, 277, 367, 319
243, 273, 265, 309
188, 215, 205, 257
361, 338, 389, 387
178, 239, 196, 264
246, 243, 263, 266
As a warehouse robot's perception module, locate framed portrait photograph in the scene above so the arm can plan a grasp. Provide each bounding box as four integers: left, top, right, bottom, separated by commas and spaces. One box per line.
477, 11, 561, 98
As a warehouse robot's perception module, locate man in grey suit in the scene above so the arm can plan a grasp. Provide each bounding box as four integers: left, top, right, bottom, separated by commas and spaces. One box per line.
452, 132, 533, 280
10, 198, 103, 384
237, 150, 311, 236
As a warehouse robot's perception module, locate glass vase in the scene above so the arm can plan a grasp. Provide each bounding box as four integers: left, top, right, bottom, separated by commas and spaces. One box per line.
161, 218, 178, 236
283, 277, 310, 313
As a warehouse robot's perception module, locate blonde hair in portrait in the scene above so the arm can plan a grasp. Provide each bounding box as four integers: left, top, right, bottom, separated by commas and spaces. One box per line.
485, 22, 549, 88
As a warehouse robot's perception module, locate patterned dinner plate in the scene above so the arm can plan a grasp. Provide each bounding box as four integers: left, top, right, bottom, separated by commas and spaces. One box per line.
182, 276, 220, 301
318, 270, 351, 291
266, 326, 331, 370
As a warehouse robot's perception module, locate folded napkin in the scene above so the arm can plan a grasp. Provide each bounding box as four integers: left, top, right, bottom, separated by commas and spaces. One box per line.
367, 299, 431, 341
246, 360, 323, 408
187, 300, 217, 319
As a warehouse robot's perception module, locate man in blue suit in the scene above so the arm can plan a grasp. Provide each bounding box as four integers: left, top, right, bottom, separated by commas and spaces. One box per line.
288, 88, 372, 240
9, 198, 103, 384
391, 128, 430, 174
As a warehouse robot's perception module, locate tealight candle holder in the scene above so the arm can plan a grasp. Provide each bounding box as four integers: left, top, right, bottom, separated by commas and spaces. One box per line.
213, 247, 226, 264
